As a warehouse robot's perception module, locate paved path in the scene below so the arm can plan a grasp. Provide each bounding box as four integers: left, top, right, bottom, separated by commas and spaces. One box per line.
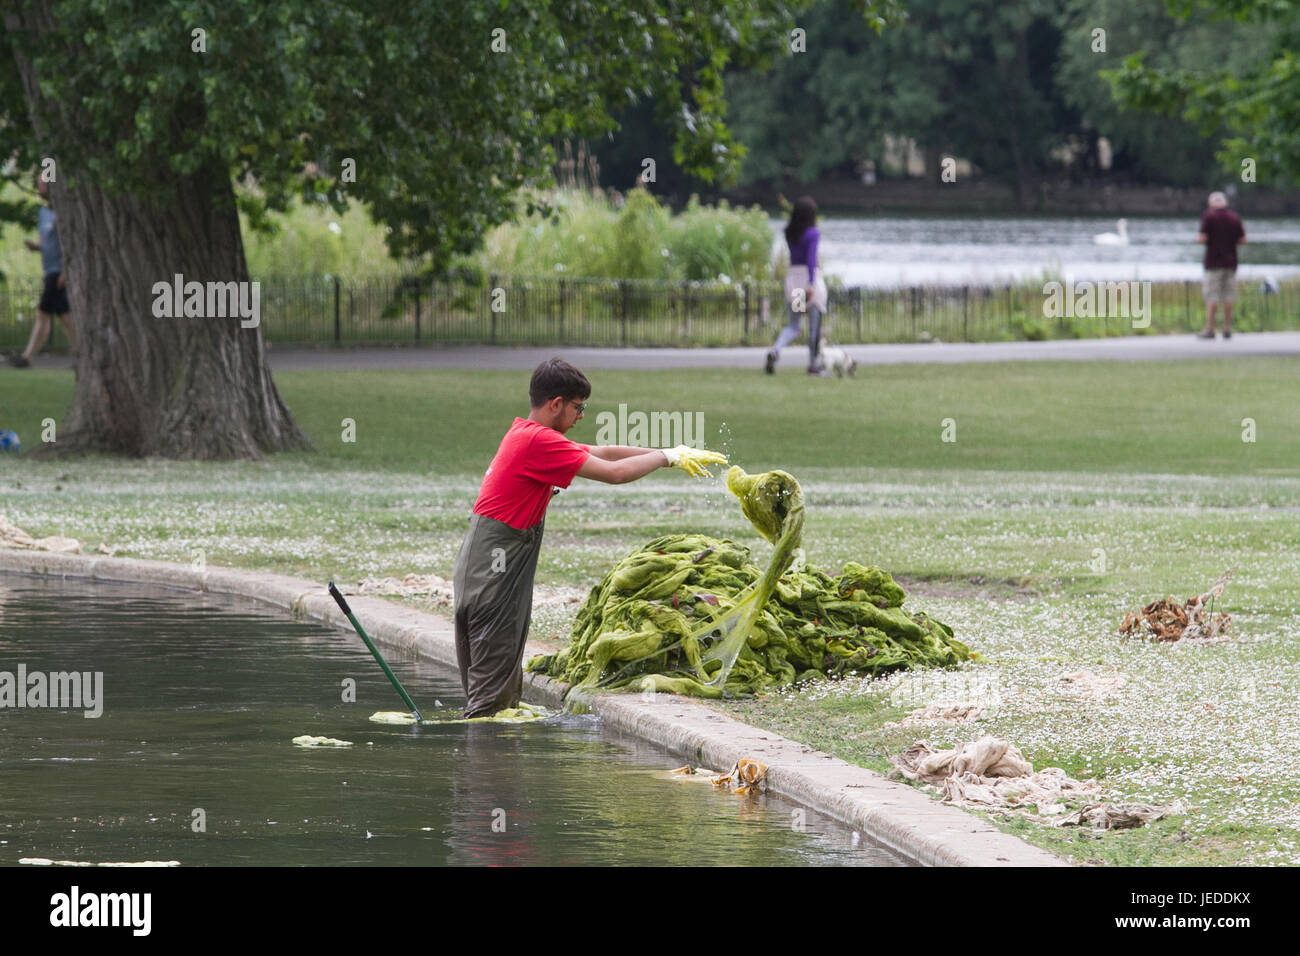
16, 331, 1300, 374
264, 331, 1300, 371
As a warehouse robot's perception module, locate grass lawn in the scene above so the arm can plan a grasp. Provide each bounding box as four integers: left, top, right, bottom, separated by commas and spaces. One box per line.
2, 356, 1299, 865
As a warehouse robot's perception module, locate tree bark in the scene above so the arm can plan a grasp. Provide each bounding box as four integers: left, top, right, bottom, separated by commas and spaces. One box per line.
6, 1, 309, 459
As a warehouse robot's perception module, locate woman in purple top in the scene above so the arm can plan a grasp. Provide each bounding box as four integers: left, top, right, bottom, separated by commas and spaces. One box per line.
765, 195, 829, 376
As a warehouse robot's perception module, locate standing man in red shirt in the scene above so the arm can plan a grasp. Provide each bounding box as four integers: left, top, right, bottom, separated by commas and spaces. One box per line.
453, 358, 726, 718
1197, 191, 1247, 340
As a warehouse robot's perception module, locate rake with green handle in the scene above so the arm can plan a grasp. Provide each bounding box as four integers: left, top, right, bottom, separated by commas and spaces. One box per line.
328, 581, 425, 723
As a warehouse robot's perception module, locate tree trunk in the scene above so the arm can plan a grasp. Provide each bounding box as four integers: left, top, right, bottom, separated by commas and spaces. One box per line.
6, 2, 309, 459
57, 166, 309, 459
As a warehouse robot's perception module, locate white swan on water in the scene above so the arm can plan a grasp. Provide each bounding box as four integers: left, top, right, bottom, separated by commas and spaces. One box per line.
1093, 218, 1129, 246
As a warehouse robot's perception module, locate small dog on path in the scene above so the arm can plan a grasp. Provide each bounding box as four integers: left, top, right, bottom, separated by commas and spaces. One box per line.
819, 339, 857, 378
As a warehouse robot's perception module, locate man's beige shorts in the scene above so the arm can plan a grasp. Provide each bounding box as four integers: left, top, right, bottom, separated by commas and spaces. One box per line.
1202, 268, 1237, 304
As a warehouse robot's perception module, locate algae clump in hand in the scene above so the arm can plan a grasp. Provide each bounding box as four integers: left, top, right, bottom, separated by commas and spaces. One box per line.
692, 467, 806, 689
726, 466, 803, 548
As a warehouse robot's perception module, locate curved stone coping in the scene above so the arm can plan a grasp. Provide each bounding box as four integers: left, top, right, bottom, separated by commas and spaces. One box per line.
0, 547, 1066, 867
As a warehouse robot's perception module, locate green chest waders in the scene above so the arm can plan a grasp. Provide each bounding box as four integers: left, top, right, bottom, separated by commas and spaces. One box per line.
453, 513, 546, 718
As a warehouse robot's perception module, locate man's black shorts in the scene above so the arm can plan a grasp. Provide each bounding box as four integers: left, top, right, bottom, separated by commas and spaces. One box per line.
38, 272, 69, 316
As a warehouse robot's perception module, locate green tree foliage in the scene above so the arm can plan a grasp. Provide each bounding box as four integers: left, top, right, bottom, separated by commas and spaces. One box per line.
0, 0, 897, 457
722, 0, 1074, 195
587, 0, 903, 196
1107, 0, 1300, 186
674, 0, 1277, 197
1058, 0, 1271, 185
725, 0, 930, 185
0, 1, 900, 269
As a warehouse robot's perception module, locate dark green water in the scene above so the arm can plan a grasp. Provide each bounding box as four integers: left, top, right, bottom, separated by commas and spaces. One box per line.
0, 576, 908, 866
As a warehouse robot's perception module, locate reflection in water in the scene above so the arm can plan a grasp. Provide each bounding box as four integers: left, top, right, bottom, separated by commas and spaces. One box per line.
0, 576, 908, 867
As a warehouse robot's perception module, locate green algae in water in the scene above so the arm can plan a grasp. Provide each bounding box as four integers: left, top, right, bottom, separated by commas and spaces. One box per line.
528, 467, 972, 701
368, 702, 553, 725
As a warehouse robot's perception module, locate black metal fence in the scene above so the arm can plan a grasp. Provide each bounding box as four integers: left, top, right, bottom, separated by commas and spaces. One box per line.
3, 273, 1298, 351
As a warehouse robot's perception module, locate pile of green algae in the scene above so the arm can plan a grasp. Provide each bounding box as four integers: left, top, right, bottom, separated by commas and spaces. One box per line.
526, 467, 973, 701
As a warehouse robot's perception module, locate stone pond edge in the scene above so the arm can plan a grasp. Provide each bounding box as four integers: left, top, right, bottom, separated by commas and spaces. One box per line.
0, 548, 1067, 868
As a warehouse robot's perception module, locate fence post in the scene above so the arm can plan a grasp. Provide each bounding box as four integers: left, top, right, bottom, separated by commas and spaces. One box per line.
490, 274, 498, 345
910, 286, 917, 341
620, 280, 628, 347
333, 276, 341, 344
1184, 280, 1190, 329
963, 285, 969, 342
414, 282, 421, 343
558, 279, 566, 342
742, 281, 750, 343
853, 287, 862, 342
521, 284, 529, 344
682, 280, 690, 339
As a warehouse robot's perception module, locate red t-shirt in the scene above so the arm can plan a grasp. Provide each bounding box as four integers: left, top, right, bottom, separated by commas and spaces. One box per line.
472, 418, 590, 530
1200, 208, 1245, 270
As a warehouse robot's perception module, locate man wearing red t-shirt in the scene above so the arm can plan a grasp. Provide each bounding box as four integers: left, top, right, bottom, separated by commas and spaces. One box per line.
1197, 192, 1246, 340
452, 358, 725, 718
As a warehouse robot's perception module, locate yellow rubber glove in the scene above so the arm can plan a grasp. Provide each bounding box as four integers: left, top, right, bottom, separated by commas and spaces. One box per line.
661, 444, 728, 478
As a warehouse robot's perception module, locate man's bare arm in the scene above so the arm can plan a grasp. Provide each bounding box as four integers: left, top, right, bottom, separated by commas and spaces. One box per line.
582, 444, 649, 462
1196, 232, 1207, 244
576, 450, 668, 484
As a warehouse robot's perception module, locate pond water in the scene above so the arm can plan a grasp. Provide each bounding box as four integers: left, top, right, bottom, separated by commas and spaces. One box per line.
0, 575, 909, 867
769, 215, 1300, 288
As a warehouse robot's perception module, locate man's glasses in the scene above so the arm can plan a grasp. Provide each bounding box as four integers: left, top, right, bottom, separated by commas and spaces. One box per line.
569, 400, 587, 413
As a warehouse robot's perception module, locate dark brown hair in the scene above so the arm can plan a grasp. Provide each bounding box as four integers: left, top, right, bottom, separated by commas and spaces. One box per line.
784, 195, 817, 246
529, 357, 591, 408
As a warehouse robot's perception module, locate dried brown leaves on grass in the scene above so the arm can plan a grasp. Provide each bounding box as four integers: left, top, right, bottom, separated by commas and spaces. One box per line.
1119, 569, 1235, 642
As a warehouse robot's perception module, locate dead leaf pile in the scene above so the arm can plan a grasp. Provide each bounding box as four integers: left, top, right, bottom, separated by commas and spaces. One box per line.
1119, 569, 1234, 642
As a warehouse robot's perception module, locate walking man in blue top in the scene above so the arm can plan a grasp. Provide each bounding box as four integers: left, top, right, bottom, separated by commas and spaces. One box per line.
7, 175, 76, 368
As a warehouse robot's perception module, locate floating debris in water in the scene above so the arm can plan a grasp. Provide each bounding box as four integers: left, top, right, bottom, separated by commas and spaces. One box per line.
21, 858, 180, 867
292, 735, 354, 747
369, 712, 418, 725
711, 759, 768, 796
368, 702, 552, 725
670, 759, 768, 796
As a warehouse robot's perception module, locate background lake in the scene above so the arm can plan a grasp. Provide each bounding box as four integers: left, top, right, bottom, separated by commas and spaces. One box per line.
772, 216, 1300, 288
